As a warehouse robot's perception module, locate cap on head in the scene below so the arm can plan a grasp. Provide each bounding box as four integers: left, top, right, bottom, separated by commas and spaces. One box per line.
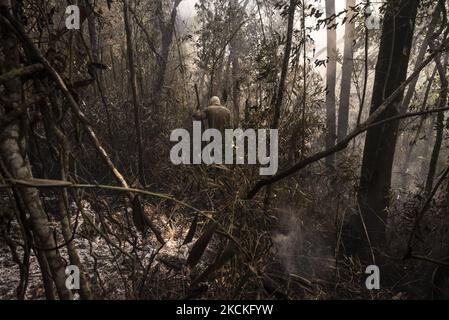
210, 96, 221, 106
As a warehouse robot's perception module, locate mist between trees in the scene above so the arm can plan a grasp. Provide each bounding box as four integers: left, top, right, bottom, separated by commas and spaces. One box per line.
0, 0, 449, 300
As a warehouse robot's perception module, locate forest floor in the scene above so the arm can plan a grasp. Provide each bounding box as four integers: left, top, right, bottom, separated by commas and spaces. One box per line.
1, 157, 444, 300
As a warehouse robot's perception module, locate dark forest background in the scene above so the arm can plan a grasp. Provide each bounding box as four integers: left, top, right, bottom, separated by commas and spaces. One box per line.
1, 0, 449, 300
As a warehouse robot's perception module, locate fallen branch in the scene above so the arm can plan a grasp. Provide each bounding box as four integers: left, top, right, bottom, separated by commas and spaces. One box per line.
1, 178, 210, 215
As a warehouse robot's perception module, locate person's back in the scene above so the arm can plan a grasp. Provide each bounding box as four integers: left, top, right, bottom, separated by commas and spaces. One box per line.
204, 105, 231, 132
193, 96, 231, 132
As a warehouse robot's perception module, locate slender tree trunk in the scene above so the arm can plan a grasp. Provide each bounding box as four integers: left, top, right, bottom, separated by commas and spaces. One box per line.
231, 53, 240, 126
85, 0, 102, 93
398, 5, 440, 187
42, 96, 93, 300
337, 0, 355, 142
272, 0, 296, 129
357, 0, 419, 255
153, 0, 182, 114
264, 0, 296, 208
135, 42, 145, 101
400, 67, 437, 188
230, 0, 244, 127
35, 249, 57, 299
425, 112, 444, 194
416, 116, 435, 184
400, 4, 440, 114
57, 142, 92, 299
124, 1, 146, 186
86, 0, 99, 62
325, 0, 337, 171
425, 56, 448, 194
300, 0, 307, 157
222, 55, 232, 104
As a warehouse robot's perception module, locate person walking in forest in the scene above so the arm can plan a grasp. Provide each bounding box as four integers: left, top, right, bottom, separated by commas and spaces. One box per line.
192, 96, 231, 132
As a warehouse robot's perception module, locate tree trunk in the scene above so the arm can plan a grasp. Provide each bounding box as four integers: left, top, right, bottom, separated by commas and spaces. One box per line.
42, 96, 93, 300
357, 0, 419, 254
263, 0, 296, 209
397, 4, 440, 186
124, 1, 146, 186
230, 0, 245, 127
425, 55, 448, 194
0, 1, 73, 299
325, 0, 337, 171
337, 0, 355, 142
418, 116, 435, 183
400, 4, 440, 114
85, 0, 102, 92
272, 0, 296, 129
400, 67, 436, 189
153, 0, 182, 114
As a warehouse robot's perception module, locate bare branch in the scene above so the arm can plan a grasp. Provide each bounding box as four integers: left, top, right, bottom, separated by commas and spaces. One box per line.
0, 63, 44, 86
246, 39, 449, 199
